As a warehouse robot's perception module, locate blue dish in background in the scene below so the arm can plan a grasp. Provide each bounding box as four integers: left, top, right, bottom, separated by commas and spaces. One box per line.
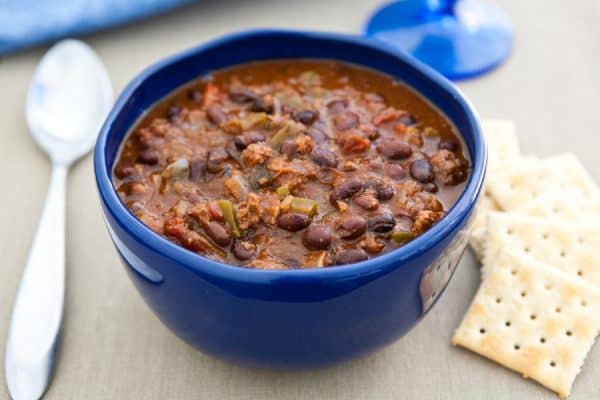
94, 30, 486, 369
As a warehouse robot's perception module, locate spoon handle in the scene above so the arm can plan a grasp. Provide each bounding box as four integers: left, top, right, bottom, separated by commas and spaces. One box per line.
5, 164, 67, 400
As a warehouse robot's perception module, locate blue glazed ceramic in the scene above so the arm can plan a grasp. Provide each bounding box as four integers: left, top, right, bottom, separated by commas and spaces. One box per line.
94, 30, 486, 369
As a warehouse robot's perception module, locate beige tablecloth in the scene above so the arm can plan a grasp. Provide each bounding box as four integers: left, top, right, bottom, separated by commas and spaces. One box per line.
1, 1, 599, 398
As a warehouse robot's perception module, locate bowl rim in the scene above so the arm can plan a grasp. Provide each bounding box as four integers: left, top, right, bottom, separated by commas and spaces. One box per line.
94, 28, 486, 283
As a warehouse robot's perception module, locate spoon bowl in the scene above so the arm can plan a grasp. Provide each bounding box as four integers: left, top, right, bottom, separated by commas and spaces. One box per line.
26, 39, 113, 164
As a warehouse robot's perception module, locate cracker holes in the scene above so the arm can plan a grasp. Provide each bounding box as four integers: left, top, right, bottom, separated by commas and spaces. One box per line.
511, 269, 518, 276
524, 246, 531, 253
479, 328, 486, 334
520, 291, 527, 298
555, 307, 562, 313
507, 228, 514, 236
566, 330, 573, 337
496, 297, 502, 304
581, 300, 588, 307
559, 250, 566, 258
505, 321, 511, 327
514, 344, 521, 350
577, 270, 584, 277
530, 314, 537, 320
540, 337, 546, 344
542, 232, 549, 240
544, 283, 552, 291
550, 361, 557, 368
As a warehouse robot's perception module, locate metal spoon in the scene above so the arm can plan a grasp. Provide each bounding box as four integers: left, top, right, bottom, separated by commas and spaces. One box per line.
5, 39, 113, 400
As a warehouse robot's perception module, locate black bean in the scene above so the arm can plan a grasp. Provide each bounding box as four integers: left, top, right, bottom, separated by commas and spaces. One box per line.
206, 148, 229, 173
207, 106, 227, 125
190, 153, 207, 181
251, 97, 274, 113
114, 162, 137, 179
398, 115, 416, 126
368, 213, 396, 233
338, 215, 367, 240
166, 105, 181, 121
410, 159, 435, 183
294, 109, 319, 125
302, 224, 332, 250
187, 90, 203, 102
307, 124, 329, 143
277, 213, 312, 231
137, 149, 159, 165
327, 99, 348, 114
232, 239, 256, 260
329, 177, 363, 205
312, 147, 338, 168
205, 222, 230, 246
334, 248, 368, 265
424, 182, 439, 193
234, 132, 265, 150
439, 140, 458, 152
367, 179, 395, 201
281, 139, 297, 159
385, 164, 406, 181
229, 87, 259, 103
378, 139, 413, 160
333, 111, 359, 131
375, 183, 395, 201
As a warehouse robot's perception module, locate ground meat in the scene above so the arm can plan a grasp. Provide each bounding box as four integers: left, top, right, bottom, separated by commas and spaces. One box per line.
404, 127, 423, 147
237, 192, 261, 229
241, 142, 273, 166
260, 192, 281, 225
294, 135, 314, 154
187, 203, 212, 226
412, 210, 445, 235
397, 180, 423, 198
359, 233, 386, 254
430, 149, 469, 185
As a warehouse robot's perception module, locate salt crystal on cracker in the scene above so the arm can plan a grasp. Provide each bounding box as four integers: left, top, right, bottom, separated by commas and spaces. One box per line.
482, 212, 600, 286
487, 154, 600, 211
452, 251, 600, 398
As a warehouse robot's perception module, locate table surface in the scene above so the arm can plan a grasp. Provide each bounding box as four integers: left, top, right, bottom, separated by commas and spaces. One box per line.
1, 0, 599, 398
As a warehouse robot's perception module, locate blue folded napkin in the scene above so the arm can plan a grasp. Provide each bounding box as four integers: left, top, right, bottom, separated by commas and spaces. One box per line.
0, 0, 195, 55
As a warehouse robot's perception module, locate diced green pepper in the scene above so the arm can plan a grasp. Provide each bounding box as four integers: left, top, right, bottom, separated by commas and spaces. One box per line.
391, 230, 415, 244
267, 120, 303, 150
217, 199, 240, 237
289, 197, 318, 217
249, 165, 273, 190
239, 112, 267, 130
276, 185, 290, 200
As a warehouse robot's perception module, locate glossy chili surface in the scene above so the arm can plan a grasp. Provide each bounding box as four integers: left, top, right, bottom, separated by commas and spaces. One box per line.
113, 60, 470, 269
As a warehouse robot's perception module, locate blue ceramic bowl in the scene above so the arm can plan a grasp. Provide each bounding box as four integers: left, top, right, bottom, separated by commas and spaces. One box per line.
94, 30, 486, 369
